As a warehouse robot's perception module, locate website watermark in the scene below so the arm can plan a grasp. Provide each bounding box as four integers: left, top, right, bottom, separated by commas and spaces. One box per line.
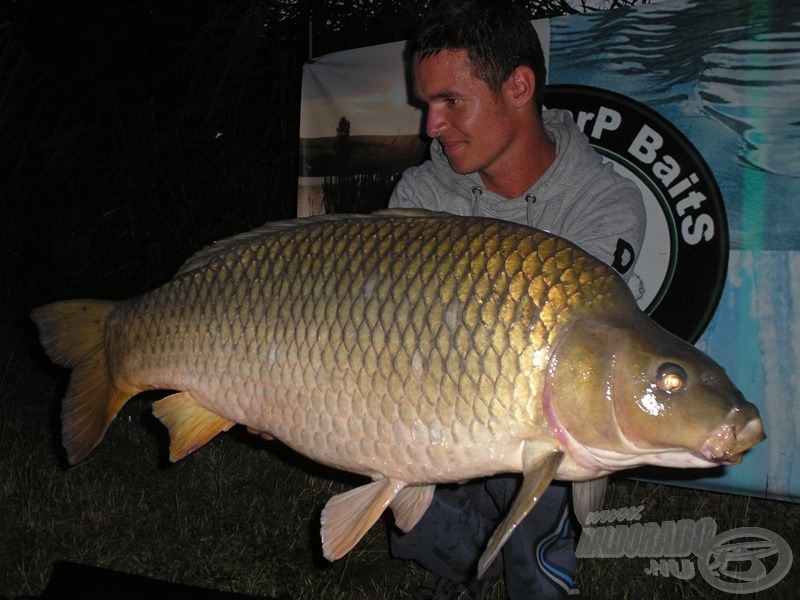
576, 505, 793, 593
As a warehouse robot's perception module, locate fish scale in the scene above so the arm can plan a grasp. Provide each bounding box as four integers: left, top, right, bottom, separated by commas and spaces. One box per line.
176, 216, 556, 478
31, 209, 764, 573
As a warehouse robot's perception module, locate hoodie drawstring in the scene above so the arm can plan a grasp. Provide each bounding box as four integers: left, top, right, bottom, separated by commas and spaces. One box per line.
471, 187, 483, 216
471, 187, 537, 222
526, 194, 537, 226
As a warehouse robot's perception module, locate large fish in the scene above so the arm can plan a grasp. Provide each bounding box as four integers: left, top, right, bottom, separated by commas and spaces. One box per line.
31, 209, 764, 575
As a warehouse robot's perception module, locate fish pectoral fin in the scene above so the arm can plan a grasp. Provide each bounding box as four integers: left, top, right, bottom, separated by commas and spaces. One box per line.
572, 477, 609, 529
390, 484, 436, 532
152, 392, 235, 462
320, 478, 406, 561
477, 445, 564, 578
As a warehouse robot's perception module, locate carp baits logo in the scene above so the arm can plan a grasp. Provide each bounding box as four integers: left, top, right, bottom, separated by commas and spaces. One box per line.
543, 85, 728, 343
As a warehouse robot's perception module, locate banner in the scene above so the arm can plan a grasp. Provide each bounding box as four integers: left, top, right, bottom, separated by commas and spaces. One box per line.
298, 0, 800, 502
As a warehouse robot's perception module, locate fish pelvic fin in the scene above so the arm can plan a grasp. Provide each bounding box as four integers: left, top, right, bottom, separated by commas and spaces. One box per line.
152, 392, 235, 462
477, 445, 564, 578
320, 478, 406, 561
572, 478, 609, 529
31, 300, 135, 465
390, 484, 436, 532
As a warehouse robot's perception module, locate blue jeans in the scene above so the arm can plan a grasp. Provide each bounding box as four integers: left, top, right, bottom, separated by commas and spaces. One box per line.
391, 478, 579, 599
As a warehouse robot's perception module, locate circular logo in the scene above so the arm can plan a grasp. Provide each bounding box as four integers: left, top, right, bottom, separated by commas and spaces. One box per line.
697, 527, 793, 593
542, 85, 729, 343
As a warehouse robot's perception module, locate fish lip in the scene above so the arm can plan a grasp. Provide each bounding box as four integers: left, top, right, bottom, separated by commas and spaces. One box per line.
738, 416, 767, 447
698, 416, 765, 463
694, 450, 742, 466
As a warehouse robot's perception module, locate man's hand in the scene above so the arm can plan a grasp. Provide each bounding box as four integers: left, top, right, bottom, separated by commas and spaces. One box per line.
246, 426, 274, 441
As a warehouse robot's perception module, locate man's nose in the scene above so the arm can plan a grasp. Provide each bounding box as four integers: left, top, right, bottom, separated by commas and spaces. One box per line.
425, 107, 449, 138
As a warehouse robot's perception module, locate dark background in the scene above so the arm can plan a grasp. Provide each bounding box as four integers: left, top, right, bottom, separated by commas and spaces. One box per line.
0, 0, 646, 312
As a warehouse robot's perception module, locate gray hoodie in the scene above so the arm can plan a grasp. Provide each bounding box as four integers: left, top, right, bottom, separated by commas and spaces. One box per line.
389, 109, 646, 280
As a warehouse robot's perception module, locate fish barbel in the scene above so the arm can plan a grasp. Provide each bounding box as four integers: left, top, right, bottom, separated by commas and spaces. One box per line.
31, 209, 764, 575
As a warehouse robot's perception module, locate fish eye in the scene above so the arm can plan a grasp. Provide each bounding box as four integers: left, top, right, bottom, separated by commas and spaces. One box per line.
656, 363, 687, 393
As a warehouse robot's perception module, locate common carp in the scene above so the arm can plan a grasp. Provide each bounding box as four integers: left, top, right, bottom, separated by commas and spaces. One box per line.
31, 209, 764, 575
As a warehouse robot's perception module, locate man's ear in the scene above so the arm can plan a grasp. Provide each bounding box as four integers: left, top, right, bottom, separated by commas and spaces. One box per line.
503, 65, 536, 108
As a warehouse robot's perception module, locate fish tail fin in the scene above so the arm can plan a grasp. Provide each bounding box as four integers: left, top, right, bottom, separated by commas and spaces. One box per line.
31, 300, 136, 464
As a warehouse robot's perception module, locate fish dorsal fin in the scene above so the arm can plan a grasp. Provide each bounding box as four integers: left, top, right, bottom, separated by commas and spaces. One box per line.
152, 391, 235, 461
174, 209, 443, 278
477, 444, 564, 578
572, 478, 609, 529
390, 484, 436, 532
320, 478, 406, 561
371, 207, 445, 218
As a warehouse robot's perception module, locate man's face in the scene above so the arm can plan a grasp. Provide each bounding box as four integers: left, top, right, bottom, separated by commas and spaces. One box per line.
413, 49, 517, 177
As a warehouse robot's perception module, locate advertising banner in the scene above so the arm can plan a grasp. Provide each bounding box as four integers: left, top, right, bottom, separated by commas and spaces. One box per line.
298, 0, 800, 502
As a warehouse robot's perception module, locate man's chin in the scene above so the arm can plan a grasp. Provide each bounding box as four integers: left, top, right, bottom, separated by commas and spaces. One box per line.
444, 156, 474, 175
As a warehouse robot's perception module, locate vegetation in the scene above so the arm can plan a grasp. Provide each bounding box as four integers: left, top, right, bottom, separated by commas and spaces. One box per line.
2, 1, 796, 599
302, 135, 427, 179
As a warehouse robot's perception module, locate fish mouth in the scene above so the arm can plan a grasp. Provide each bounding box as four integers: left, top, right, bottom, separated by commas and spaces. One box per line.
699, 414, 765, 464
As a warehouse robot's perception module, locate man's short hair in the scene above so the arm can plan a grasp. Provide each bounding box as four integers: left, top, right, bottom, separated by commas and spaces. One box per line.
408, 0, 547, 113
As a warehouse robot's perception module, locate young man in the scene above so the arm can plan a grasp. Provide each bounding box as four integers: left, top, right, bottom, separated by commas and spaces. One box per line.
388, 1, 646, 598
